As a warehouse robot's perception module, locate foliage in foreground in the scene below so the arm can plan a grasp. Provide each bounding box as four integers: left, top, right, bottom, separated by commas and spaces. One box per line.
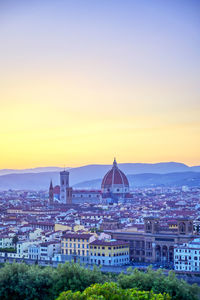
117, 267, 200, 300
0, 262, 198, 300
56, 282, 170, 300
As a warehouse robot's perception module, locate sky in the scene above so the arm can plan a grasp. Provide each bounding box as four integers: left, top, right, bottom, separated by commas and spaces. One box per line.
0, 0, 199, 168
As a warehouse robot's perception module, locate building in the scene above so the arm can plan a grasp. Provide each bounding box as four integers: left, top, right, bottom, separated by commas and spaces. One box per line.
101, 158, 129, 203
51, 172, 102, 204
89, 239, 129, 266
28, 241, 60, 261
60, 170, 70, 204
49, 180, 54, 205
61, 233, 95, 263
50, 159, 129, 205
0, 235, 14, 249
174, 238, 200, 272
109, 217, 197, 264
72, 190, 102, 204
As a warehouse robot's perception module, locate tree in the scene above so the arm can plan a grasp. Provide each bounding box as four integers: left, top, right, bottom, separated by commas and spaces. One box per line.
117, 267, 200, 300
12, 235, 19, 250
56, 282, 170, 300
52, 262, 107, 297
0, 263, 55, 300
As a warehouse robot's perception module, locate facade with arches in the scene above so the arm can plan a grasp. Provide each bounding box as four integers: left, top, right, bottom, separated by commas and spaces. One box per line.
109, 217, 197, 264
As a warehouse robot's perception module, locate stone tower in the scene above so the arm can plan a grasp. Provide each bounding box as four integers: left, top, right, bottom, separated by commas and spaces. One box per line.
60, 170, 69, 203
144, 216, 160, 234
49, 180, 54, 205
177, 218, 193, 235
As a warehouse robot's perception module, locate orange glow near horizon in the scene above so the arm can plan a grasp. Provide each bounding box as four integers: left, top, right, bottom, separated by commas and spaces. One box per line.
0, 1, 199, 169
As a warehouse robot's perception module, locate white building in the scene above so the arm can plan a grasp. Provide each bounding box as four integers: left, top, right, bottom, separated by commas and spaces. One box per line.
174, 238, 200, 272
28, 241, 61, 261
0, 235, 14, 248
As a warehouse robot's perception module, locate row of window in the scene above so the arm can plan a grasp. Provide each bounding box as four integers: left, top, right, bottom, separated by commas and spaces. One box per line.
64, 238, 89, 242
175, 256, 200, 260
90, 252, 129, 257
73, 194, 100, 198
62, 249, 90, 256
90, 245, 128, 250
62, 243, 89, 249
90, 257, 129, 264
175, 249, 200, 254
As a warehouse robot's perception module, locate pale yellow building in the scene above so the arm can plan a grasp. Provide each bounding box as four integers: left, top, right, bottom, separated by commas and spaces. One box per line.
61, 233, 95, 263
89, 240, 129, 266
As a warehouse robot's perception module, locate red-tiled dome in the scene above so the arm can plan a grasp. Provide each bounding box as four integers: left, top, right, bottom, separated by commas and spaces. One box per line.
101, 159, 129, 188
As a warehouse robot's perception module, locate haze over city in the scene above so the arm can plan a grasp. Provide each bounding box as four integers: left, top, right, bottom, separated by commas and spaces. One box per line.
0, 0, 199, 169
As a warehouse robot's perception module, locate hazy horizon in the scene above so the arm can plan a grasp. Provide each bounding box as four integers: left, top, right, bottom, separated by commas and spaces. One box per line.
0, 160, 200, 171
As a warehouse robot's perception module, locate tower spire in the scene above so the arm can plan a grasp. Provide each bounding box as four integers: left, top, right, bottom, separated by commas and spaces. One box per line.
49, 180, 54, 205
50, 179, 53, 189
113, 157, 117, 168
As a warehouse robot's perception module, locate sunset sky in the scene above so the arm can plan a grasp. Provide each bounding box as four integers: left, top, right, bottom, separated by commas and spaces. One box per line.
0, 0, 199, 168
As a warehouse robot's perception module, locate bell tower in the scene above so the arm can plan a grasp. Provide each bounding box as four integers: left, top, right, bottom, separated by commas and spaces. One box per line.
60, 170, 69, 203
144, 217, 160, 234
177, 218, 193, 235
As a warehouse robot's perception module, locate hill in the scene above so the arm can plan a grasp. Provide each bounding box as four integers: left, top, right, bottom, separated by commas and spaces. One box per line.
74, 172, 200, 189
0, 170, 200, 190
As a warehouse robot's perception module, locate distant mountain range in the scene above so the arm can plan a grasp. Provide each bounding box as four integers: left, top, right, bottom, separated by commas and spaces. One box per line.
74, 172, 200, 189
0, 162, 199, 190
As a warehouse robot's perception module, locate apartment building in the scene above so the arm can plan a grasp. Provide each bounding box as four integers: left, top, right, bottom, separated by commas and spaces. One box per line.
89, 239, 129, 266
61, 233, 95, 263
174, 238, 200, 272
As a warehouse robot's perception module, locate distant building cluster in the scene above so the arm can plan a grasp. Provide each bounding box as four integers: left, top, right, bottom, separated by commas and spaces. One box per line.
49, 159, 132, 205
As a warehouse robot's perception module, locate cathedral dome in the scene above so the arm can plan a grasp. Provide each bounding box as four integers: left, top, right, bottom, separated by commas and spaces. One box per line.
101, 159, 129, 197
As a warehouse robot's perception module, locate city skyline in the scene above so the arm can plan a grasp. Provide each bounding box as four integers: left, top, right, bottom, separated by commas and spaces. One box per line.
0, 0, 199, 168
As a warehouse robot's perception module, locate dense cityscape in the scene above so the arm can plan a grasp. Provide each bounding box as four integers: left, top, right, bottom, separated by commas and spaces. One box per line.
0, 159, 200, 275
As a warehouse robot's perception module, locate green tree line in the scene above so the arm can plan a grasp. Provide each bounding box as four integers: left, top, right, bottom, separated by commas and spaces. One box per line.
56, 282, 170, 300
0, 262, 199, 300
